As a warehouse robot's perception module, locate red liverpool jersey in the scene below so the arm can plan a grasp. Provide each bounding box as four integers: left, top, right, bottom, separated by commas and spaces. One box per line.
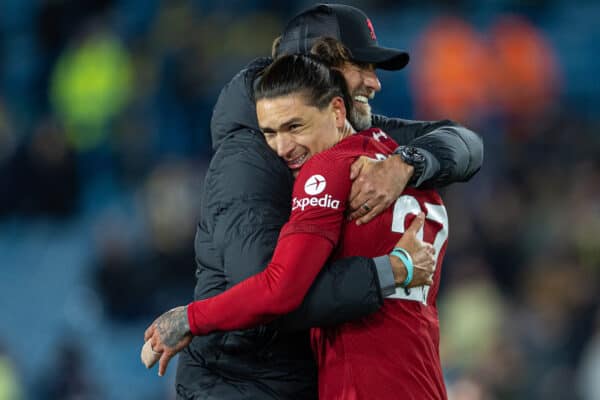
280, 129, 449, 400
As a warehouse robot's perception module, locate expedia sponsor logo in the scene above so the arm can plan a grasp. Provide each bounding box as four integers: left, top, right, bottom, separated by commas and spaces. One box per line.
292, 194, 341, 211
304, 174, 326, 195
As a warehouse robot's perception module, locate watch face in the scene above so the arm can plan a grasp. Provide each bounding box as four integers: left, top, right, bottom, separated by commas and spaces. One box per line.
402, 147, 424, 164
412, 150, 425, 163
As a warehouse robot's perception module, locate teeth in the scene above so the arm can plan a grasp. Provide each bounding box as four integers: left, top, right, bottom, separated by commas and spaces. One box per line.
354, 95, 369, 104
289, 153, 307, 166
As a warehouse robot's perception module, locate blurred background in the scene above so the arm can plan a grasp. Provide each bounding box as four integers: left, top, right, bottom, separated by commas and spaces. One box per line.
0, 0, 598, 399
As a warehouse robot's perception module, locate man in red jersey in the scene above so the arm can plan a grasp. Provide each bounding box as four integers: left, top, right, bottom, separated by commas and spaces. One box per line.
145, 55, 448, 399
290, 131, 447, 399
296, 128, 447, 399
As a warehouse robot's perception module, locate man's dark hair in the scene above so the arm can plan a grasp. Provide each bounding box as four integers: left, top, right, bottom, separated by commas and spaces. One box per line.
255, 54, 353, 115
273, 36, 353, 69
310, 37, 354, 68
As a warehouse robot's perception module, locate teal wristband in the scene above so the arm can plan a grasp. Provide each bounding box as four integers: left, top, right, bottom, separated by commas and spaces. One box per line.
390, 247, 413, 288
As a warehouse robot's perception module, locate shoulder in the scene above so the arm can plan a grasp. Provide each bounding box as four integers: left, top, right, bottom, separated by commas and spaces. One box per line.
287, 145, 354, 229
356, 128, 398, 152
372, 114, 459, 133
291, 137, 368, 199
371, 114, 422, 131
301, 137, 366, 174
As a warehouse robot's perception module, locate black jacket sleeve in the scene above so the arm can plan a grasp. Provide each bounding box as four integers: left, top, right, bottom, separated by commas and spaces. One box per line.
273, 257, 383, 330
209, 134, 383, 331
372, 115, 484, 188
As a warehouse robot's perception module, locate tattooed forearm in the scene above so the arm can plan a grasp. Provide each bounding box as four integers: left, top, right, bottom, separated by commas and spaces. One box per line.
155, 306, 190, 348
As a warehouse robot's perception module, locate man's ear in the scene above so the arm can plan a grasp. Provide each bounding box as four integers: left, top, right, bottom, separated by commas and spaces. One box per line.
331, 96, 347, 128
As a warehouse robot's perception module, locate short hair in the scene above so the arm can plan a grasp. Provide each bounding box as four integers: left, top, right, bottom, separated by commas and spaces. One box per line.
255, 54, 353, 116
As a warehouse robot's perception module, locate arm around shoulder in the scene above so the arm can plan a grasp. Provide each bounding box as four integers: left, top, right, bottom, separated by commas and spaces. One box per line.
372, 115, 484, 188
274, 256, 385, 331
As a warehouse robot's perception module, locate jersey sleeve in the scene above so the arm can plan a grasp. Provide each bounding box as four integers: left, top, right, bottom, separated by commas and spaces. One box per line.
187, 153, 355, 335
279, 152, 354, 246
357, 128, 399, 153
188, 233, 334, 335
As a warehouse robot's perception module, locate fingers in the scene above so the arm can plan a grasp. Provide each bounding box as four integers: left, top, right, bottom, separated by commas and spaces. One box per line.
348, 186, 365, 211
144, 324, 155, 342
349, 172, 374, 209
413, 260, 435, 275
355, 202, 386, 226
142, 334, 179, 377
349, 156, 369, 180
348, 190, 393, 222
347, 195, 375, 221
405, 212, 425, 236
407, 241, 436, 288
347, 190, 369, 218
411, 249, 436, 273
349, 157, 377, 207
158, 351, 174, 377
349, 182, 387, 210
144, 331, 171, 376
348, 198, 389, 225
141, 340, 161, 369
408, 266, 435, 288
150, 335, 163, 353
413, 255, 435, 271
412, 244, 435, 262
413, 243, 435, 256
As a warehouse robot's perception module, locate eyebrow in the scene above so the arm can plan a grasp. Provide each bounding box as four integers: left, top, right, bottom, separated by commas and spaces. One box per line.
260, 117, 303, 133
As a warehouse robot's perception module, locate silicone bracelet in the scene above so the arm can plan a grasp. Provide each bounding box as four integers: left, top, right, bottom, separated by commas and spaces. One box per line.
390, 247, 414, 288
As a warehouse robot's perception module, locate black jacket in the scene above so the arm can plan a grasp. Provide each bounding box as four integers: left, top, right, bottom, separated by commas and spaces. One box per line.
175, 58, 483, 399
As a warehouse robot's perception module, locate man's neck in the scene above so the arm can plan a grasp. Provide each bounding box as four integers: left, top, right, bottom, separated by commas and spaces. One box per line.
340, 119, 356, 139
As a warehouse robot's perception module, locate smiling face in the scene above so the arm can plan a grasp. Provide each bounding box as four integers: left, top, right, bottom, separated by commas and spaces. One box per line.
257, 93, 347, 176
336, 62, 381, 131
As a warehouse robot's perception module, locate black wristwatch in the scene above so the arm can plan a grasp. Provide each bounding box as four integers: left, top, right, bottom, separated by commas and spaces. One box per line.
396, 146, 426, 186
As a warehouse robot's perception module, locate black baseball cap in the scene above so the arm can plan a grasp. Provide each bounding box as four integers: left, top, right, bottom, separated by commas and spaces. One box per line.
275, 4, 409, 71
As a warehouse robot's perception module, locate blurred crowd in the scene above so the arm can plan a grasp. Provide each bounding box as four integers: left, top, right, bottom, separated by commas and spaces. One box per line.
0, 0, 598, 399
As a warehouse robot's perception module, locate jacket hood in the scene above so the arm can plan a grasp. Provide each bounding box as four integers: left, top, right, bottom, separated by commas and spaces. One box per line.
210, 57, 272, 150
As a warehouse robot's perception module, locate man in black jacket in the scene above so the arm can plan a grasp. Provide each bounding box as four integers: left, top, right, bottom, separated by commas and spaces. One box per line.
155, 4, 483, 399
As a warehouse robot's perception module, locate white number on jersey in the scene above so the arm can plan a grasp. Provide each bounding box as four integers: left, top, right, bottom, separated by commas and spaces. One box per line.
388, 195, 449, 305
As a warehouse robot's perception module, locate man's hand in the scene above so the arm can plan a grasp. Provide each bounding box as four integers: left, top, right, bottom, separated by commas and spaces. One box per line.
349, 155, 414, 225
389, 213, 435, 287
143, 305, 193, 376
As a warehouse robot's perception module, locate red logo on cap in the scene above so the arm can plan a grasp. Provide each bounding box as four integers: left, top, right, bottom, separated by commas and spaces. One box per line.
366, 18, 377, 40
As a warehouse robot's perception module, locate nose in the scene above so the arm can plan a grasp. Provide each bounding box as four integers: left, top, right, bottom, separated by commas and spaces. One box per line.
274, 134, 295, 159
363, 69, 381, 93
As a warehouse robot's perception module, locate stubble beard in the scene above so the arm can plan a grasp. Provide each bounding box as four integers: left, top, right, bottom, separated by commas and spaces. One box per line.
350, 104, 372, 131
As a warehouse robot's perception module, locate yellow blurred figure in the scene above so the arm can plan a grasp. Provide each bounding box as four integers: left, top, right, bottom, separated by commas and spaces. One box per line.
0, 355, 21, 400
51, 31, 132, 151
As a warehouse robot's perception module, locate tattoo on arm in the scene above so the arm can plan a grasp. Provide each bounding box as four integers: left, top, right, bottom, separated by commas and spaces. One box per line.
155, 306, 190, 348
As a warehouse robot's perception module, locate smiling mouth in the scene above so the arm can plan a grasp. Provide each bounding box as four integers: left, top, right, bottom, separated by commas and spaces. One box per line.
287, 153, 308, 170
354, 95, 370, 104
